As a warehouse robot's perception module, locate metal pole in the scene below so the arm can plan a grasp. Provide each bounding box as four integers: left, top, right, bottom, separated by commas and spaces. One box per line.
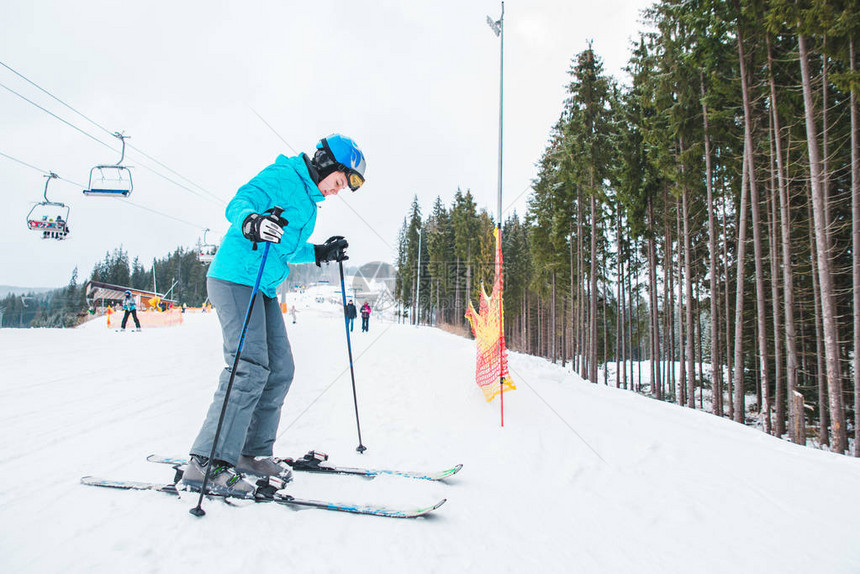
496, 2, 506, 427
497, 2, 504, 227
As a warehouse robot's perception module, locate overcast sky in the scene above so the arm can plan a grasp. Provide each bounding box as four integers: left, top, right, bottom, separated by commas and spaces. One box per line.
1, 0, 653, 289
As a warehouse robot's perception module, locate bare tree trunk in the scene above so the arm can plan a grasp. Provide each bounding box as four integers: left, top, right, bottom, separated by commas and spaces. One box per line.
678, 204, 686, 405
665, 186, 674, 400
648, 197, 662, 398
792, 391, 807, 446
681, 142, 695, 409
736, 20, 771, 433
768, 123, 785, 438
809, 195, 828, 448
552, 272, 557, 363
722, 184, 734, 420
702, 73, 722, 416
630, 243, 637, 390
798, 33, 847, 453
525, 292, 530, 353
733, 149, 750, 424
618, 216, 626, 389
697, 280, 705, 409
851, 36, 860, 457
562, 294, 568, 368
578, 192, 585, 376
537, 294, 546, 357
590, 193, 599, 383
603, 230, 609, 386
669, 212, 677, 401
574, 197, 580, 372
455, 258, 461, 329
570, 222, 576, 370
768, 36, 801, 443
636, 251, 643, 391
822, 39, 833, 252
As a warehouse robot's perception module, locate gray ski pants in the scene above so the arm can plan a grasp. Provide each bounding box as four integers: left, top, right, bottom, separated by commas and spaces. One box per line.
190, 277, 295, 465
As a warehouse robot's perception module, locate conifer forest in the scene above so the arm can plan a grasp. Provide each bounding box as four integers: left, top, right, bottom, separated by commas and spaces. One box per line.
394, 0, 860, 456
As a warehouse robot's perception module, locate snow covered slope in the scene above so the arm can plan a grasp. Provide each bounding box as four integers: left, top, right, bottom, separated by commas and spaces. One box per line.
1, 306, 859, 573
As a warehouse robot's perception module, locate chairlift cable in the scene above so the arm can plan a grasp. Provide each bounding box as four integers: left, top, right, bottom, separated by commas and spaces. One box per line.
0, 60, 225, 205
248, 107, 394, 251
0, 60, 116, 138
1, 80, 220, 205
1, 149, 208, 231
0, 80, 116, 152
117, 199, 207, 230
0, 150, 86, 188
130, 162, 223, 205
0, 150, 51, 174
248, 106, 298, 155
125, 143, 225, 204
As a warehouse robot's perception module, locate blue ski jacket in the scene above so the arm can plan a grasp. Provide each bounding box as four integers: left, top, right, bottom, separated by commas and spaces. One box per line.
207, 154, 324, 298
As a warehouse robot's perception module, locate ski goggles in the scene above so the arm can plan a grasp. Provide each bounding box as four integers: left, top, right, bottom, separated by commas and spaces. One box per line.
345, 168, 365, 191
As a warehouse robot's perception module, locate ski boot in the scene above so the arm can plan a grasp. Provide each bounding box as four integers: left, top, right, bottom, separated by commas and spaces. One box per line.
181, 455, 256, 498
236, 455, 294, 489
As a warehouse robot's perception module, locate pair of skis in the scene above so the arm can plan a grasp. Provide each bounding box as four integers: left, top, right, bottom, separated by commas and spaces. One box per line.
82, 451, 462, 519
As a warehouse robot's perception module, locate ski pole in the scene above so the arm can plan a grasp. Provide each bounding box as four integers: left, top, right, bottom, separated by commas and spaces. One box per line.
190, 207, 285, 517
338, 258, 367, 453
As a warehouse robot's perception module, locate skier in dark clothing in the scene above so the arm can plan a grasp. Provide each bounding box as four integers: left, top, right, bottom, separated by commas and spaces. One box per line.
121, 290, 141, 330
360, 302, 371, 332
182, 134, 367, 497
346, 300, 357, 332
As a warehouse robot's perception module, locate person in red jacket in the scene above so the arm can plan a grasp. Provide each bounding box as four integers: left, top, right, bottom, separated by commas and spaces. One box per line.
360, 302, 371, 332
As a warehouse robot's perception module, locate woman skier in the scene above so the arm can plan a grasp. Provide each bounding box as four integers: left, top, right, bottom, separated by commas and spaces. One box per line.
183, 134, 367, 496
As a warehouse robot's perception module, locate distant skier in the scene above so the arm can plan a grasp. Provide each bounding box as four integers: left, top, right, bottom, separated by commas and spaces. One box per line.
360, 301, 371, 332
346, 299, 357, 332
183, 134, 367, 497
120, 290, 141, 331
289, 304, 297, 324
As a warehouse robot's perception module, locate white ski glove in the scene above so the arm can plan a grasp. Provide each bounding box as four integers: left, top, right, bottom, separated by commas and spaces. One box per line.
242, 212, 285, 244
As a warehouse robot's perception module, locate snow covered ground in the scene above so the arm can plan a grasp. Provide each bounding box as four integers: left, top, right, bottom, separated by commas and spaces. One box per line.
2, 299, 860, 573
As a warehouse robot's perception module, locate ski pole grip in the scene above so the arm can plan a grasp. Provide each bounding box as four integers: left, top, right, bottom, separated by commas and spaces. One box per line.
267, 206, 288, 228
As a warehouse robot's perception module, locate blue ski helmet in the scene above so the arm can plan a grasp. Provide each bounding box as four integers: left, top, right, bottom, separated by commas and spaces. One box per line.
315, 134, 366, 191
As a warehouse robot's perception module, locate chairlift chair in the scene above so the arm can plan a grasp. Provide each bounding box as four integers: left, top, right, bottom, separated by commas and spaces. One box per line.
83, 132, 133, 197
197, 228, 218, 264
26, 173, 70, 240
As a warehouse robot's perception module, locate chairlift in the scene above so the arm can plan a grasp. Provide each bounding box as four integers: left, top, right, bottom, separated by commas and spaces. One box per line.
26, 173, 70, 240
197, 228, 218, 263
83, 132, 133, 197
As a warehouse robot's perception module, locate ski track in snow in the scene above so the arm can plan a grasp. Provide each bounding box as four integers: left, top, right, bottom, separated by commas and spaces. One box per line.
1, 296, 860, 574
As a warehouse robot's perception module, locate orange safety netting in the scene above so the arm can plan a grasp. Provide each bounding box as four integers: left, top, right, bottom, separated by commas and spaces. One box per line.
106, 308, 184, 328
465, 228, 515, 402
